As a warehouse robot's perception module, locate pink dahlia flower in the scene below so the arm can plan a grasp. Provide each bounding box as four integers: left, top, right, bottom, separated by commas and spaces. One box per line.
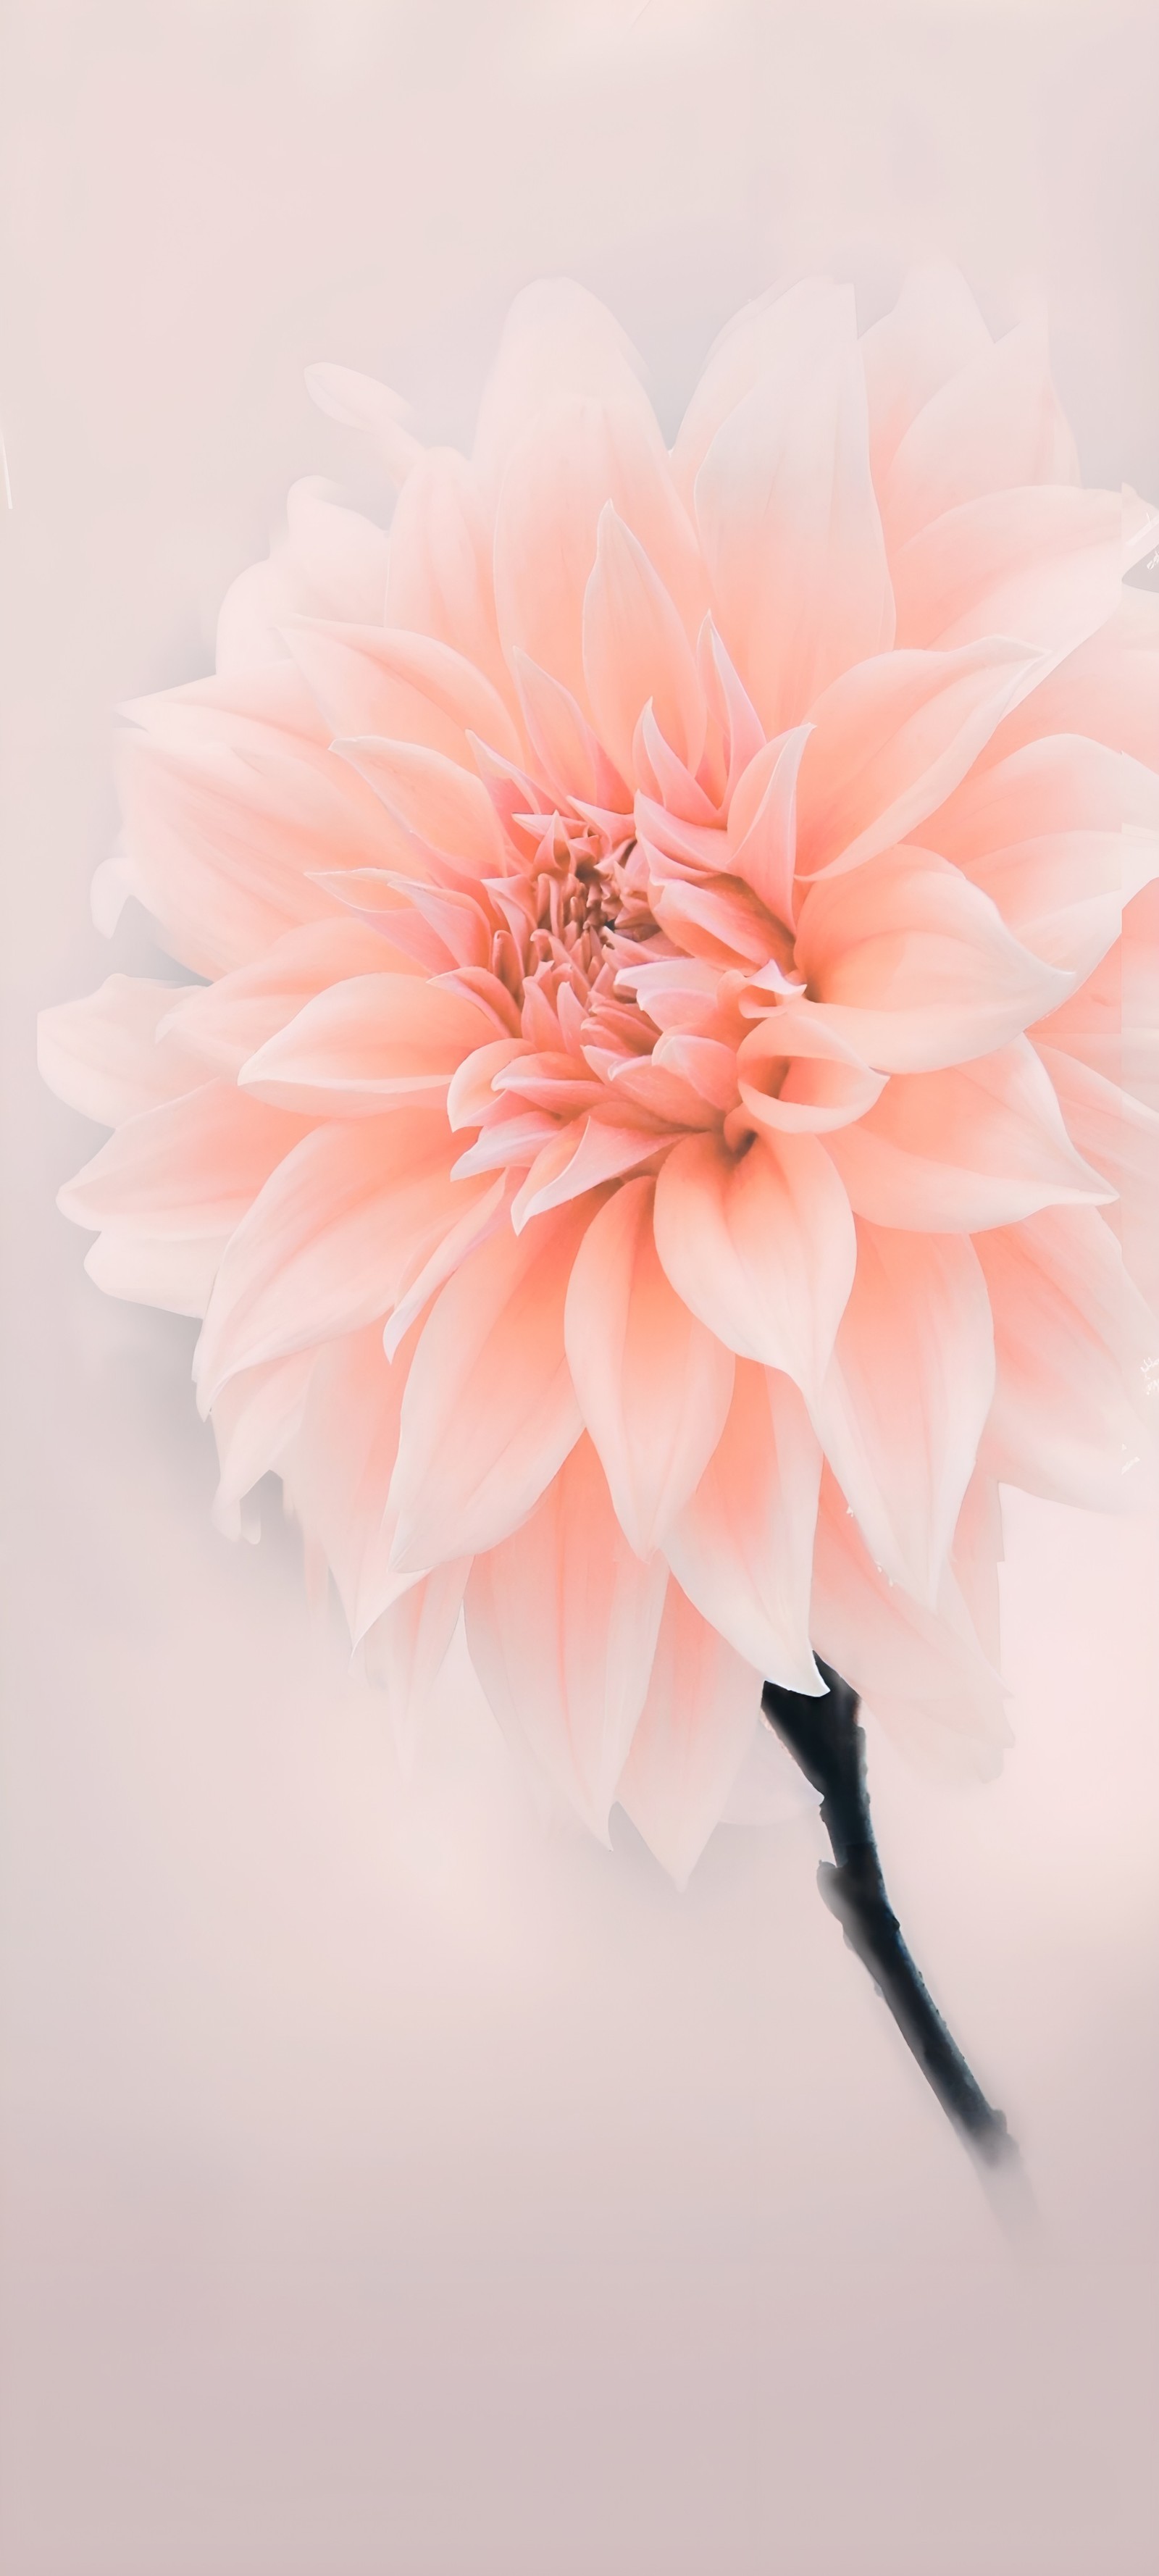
41, 269, 1159, 1891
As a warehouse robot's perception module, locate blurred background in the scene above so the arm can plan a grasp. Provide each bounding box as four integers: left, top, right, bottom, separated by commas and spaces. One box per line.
1, 4, 1158, 2570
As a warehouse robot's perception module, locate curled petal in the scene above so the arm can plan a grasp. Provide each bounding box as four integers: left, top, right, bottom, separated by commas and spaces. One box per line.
735, 1002, 887, 1134
238, 974, 502, 1115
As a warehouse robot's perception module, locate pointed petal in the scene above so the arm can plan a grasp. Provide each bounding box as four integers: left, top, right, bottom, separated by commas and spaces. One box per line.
388, 1197, 598, 1567
362, 1560, 470, 1768
975, 1206, 1159, 1510
57, 1083, 305, 1237
38, 975, 206, 1125
238, 973, 502, 1115
694, 285, 894, 731
664, 1360, 823, 1691
882, 317, 1079, 550
811, 1468, 1008, 1770
284, 619, 521, 766
812, 1223, 995, 1605
793, 637, 1037, 884
581, 504, 705, 781
194, 1111, 479, 1403
564, 1176, 735, 1556
794, 843, 1072, 1070
653, 1129, 855, 1401
464, 1435, 668, 1837
824, 1039, 1113, 1229
616, 1581, 762, 1888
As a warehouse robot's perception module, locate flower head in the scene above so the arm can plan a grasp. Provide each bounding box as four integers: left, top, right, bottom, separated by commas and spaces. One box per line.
41, 269, 1159, 1883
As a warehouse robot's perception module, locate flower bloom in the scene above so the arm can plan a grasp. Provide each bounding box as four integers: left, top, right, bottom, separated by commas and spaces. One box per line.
41, 269, 1159, 1882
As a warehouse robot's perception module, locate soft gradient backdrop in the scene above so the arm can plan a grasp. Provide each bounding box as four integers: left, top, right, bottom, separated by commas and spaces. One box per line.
2, 5, 1158, 2571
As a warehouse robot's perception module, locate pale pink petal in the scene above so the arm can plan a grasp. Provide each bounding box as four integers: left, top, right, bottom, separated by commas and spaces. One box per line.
512, 653, 631, 811
985, 586, 1159, 771
217, 479, 390, 672
811, 1468, 1008, 1772
581, 504, 706, 781
388, 1198, 598, 1568
83, 1230, 228, 1320
794, 843, 1072, 1070
336, 736, 506, 876
653, 1129, 856, 1401
238, 974, 503, 1115
975, 1205, 1159, 1511
811, 1224, 995, 1605
564, 1176, 735, 1555
1037, 1042, 1159, 1308
735, 1002, 887, 1134
284, 620, 522, 766
861, 262, 992, 490
824, 1040, 1112, 1229
882, 317, 1079, 550
114, 726, 395, 978
616, 1581, 763, 1888
38, 976, 207, 1125
664, 1361, 823, 1691
472, 280, 656, 495
493, 396, 707, 715
794, 638, 1038, 883
362, 1561, 471, 1768
304, 362, 424, 485
209, 1350, 318, 1536
463, 1435, 668, 1838
892, 485, 1121, 659
383, 446, 516, 715
724, 725, 811, 929
58, 1084, 306, 1239
695, 285, 894, 731
510, 1118, 662, 1229
194, 1111, 480, 1404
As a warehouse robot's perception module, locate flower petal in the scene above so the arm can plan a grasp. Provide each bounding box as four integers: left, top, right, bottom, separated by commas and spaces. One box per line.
664, 1361, 823, 1691
581, 503, 706, 781
795, 844, 1072, 1070
653, 1128, 856, 1401
564, 1177, 735, 1556
811, 1223, 995, 1605
464, 1434, 668, 1839
238, 973, 502, 1115
975, 1205, 1159, 1510
824, 1040, 1113, 1230
616, 1581, 763, 1888
388, 1198, 598, 1567
695, 284, 894, 732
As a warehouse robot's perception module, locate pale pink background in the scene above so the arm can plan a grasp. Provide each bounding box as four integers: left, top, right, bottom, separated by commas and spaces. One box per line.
2, 6, 1158, 2572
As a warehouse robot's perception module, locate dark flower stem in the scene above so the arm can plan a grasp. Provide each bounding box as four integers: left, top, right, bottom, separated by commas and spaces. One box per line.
762, 1662, 1019, 2178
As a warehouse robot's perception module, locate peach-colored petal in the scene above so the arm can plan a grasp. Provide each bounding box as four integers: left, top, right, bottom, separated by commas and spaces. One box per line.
664, 1362, 823, 1691
1037, 1042, 1159, 1307
794, 638, 1038, 882
285, 619, 522, 766
881, 317, 1079, 551
892, 485, 1121, 659
653, 1128, 855, 1400
362, 1561, 472, 1768
336, 735, 507, 877
735, 1002, 887, 1134
564, 1176, 735, 1556
238, 974, 503, 1116
824, 1040, 1112, 1230
811, 1223, 995, 1605
58, 1083, 306, 1239
383, 446, 515, 715
464, 1434, 668, 1838
811, 1468, 1008, 1771
194, 1110, 477, 1403
695, 284, 894, 731
795, 843, 1072, 1069
616, 1580, 763, 1888
388, 1197, 598, 1568
975, 1206, 1159, 1511
37, 975, 207, 1125
494, 395, 707, 718
582, 504, 706, 782
209, 1350, 318, 1538
861, 262, 992, 490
